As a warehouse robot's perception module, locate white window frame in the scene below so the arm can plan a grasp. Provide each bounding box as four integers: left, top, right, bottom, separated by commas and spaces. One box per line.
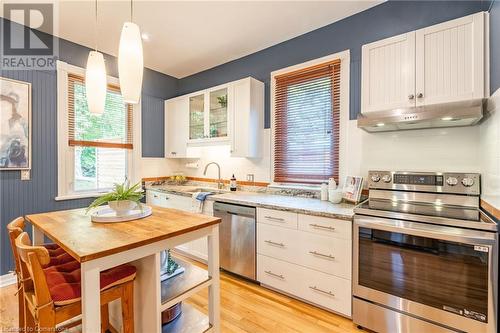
56, 60, 137, 201
270, 50, 350, 188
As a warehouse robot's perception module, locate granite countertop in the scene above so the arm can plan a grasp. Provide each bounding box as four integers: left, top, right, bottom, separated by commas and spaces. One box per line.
147, 185, 355, 220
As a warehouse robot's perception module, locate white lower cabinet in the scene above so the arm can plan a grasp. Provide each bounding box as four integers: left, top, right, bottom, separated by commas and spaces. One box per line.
146, 190, 210, 262
257, 208, 352, 317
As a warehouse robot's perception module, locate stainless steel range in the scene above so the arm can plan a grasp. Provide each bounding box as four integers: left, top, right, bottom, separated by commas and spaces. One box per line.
353, 171, 498, 333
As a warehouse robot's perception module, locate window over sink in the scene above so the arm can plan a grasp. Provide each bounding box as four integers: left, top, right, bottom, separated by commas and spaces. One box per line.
271, 51, 349, 186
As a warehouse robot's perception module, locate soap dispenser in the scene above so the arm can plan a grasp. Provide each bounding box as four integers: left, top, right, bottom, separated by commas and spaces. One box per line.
230, 174, 237, 191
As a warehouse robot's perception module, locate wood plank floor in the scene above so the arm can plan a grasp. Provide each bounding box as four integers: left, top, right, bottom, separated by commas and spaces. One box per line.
0, 264, 361, 333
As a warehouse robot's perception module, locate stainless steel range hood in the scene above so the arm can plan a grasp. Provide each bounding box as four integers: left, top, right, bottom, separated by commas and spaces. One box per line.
357, 99, 485, 132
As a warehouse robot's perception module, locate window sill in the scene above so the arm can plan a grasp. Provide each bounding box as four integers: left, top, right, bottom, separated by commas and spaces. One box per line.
268, 183, 321, 192
55, 192, 106, 201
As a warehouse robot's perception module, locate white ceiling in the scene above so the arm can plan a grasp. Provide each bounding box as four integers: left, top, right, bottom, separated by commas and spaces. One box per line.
2, 1, 382, 78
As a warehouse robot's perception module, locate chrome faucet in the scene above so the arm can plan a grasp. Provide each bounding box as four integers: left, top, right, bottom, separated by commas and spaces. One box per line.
203, 162, 224, 189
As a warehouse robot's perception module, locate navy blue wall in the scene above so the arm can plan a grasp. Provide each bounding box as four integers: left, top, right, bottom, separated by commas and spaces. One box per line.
0, 19, 177, 275
491, 0, 500, 92
177, 0, 490, 127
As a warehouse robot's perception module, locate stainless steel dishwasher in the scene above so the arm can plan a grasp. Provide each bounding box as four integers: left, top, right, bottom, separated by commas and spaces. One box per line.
213, 201, 256, 281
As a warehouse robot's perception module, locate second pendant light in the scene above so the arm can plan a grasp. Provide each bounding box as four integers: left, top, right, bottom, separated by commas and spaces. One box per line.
118, 0, 144, 104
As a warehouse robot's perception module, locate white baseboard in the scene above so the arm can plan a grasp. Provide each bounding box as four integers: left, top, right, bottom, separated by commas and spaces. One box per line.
0, 272, 16, 287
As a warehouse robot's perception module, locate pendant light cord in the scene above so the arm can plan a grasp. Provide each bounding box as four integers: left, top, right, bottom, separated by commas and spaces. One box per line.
130, 0, 133, 23
94, 0, 98, 51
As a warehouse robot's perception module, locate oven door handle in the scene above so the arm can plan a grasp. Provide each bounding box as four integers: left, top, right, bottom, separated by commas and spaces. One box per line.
354, 215, 497, 245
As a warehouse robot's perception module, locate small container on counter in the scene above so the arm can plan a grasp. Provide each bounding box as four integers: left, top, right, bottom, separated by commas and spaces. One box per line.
320, 183, 328, 201
328, 177, 337, 190
230, 174, 237, 191
329, 188, 343, 204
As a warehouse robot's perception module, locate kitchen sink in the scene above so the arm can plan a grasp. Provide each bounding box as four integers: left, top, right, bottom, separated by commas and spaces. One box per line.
185, 187, 228, 195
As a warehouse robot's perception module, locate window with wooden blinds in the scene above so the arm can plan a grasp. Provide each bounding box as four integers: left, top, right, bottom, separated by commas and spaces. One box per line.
67, 74, 133, 149
273, 59, 341, 184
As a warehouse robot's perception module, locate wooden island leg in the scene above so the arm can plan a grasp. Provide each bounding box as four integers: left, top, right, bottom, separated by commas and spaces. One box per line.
207, 225, 220, 332
81, 261, 102, 333
132, 252, 161, 332
31, 224, 44, 245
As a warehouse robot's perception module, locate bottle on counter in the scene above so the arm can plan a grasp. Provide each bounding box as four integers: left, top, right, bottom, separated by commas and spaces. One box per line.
320, 183, 328, 201
230, 174, 237, 191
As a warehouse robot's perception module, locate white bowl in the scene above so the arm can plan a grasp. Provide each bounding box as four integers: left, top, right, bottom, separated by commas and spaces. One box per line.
108, 200, 137, 216
328, 189, 343, 204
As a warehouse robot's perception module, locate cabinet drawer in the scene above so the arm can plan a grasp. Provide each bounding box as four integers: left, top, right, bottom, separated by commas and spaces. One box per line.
257, 254, 300, 296
298, 214, 351, 240
297, 267, 351, 317
257, 223, 297, 261
297, 232, 351, 279
257, 254, 351, 316
258, 223, 351, 279
257, 208, 297, 229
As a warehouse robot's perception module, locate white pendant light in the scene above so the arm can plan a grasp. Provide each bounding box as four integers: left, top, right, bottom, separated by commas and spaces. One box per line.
85, 0, 107, 115
85, 51, 107, 115
118, 0, 143, 104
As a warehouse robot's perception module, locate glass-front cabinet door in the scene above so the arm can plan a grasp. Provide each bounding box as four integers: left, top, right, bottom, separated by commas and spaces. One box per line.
189, 94, 205, 140
209, 88, 228, 138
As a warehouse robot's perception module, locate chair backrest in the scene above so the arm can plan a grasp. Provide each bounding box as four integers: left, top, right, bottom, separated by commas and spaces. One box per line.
7, 217, 25, 277
15, 232, 53, 308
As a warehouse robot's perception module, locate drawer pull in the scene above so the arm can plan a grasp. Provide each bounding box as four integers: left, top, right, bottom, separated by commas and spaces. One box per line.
308, 251, 335, 260
265, 240, 285, 247
264, 216, 285, 222
309, 286, 335, 297
310, 223, 335, 231
265, 270, 284, 279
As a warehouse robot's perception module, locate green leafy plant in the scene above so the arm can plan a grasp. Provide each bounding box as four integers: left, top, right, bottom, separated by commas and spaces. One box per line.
86, 181, 144, 213
217, 95, 227, 108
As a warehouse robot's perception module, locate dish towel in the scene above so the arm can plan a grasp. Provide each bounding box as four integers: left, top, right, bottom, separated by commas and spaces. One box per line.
191, 191, 213, 213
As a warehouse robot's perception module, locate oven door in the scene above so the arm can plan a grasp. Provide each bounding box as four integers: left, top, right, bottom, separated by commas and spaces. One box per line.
353, 215, 498, 333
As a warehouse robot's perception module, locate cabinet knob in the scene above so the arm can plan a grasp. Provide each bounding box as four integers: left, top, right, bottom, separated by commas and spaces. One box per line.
417, 93, 424, 98
171, 152, 176, 155
408, 94, 415, 100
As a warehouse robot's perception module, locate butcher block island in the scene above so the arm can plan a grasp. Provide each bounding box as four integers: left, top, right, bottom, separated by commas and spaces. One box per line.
26, 206, 222, 333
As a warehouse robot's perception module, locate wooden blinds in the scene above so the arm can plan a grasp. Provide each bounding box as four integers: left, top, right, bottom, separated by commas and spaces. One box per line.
67, 74, 133, 149
274, 59, 341, 184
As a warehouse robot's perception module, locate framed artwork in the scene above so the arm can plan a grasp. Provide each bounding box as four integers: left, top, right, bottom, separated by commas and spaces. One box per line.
342, 176, 364, 203
0, 77, 32, 170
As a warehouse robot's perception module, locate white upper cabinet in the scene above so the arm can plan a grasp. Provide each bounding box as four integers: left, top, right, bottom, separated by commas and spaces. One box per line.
165, 97, 196, 158
361, 12, 488, 114
164, 77, 264, 158
231, 78, 264, 158
362, 32, 416, 113
415, 13, 487, 106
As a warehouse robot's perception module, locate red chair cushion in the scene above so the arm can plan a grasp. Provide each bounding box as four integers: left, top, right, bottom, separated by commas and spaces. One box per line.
44, 252, 76, 268
44, 260, 81, 274
44, 264, 136, 306
43, 244, 66, 257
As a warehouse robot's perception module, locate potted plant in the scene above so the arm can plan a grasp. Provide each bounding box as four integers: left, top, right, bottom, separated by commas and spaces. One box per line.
87, 181, 144, 216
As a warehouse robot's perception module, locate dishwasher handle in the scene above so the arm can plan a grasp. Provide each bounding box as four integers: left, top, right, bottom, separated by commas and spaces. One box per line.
213, 201, 256, 218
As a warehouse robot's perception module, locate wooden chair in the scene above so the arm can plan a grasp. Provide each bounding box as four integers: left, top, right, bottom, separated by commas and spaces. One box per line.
7, 217, 90, 330
15, 232, 136, 333
6, 217, 26, 329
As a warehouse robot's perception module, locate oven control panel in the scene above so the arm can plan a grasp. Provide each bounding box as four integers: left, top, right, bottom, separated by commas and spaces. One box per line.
368, 171, 480, 195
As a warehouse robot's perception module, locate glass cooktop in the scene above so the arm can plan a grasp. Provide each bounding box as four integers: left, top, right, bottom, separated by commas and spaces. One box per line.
359, 199, 480, 221
355, 199, 497, 231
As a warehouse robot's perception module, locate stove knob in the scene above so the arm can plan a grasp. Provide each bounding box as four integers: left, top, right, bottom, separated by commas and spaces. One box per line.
462, 177, 474, 187
382, 175, 392, 183
371, 174, 381, 182
446, 177, 458, 186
